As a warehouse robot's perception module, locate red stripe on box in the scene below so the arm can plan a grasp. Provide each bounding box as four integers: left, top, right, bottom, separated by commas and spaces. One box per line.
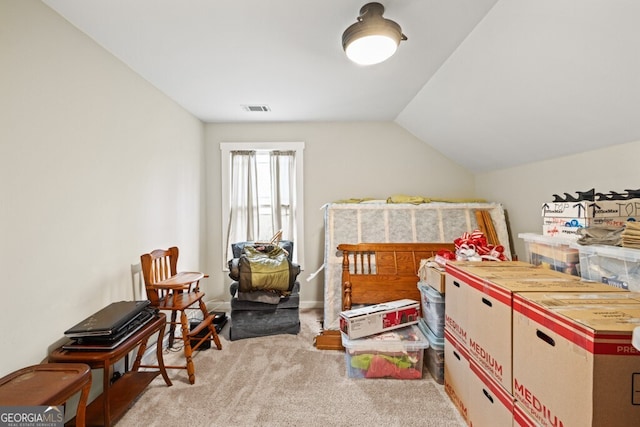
444, 329, 470, 361
513, 404, 536, 427
513, 294, 638, 355
469, 357, 514, 411
446, 265, 512, 306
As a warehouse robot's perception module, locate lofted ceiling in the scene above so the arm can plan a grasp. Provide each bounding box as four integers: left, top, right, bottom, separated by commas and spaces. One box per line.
42, 0, 640, 173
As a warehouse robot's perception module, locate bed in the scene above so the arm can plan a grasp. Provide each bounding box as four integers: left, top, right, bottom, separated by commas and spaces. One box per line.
314, 242, 455, 350
318, 202, 513, 339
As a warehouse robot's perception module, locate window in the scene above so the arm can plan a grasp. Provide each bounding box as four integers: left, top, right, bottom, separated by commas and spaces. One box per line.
220, 142, 304, 268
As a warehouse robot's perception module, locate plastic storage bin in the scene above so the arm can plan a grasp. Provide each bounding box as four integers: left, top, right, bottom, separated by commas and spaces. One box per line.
519, 233, 580, 276
572, 243, 640, 291
418, 319, 444, 384
341, 324, 429, 379
418, 283, 445, 338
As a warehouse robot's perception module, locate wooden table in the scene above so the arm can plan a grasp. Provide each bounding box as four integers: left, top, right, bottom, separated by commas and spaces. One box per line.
49, 313, 172, 426
0, 363, 91, 427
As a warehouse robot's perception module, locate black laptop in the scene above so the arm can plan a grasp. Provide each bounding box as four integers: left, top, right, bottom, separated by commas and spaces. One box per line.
63, 300, 157, 350
64, 300, 153, 339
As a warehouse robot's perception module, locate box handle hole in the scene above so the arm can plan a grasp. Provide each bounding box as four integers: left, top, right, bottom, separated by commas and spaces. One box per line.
452, 350, 461, 361
536, 329, 555, 347
482, 297, 493, 307
453, 280, 461, 288
482, 389, 494, 404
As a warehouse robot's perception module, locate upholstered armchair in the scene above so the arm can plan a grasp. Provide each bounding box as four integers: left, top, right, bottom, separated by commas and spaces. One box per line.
227, 241, 301, 341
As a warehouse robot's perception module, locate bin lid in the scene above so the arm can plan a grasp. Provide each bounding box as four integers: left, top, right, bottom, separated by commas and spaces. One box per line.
341, 324, 429, 351
418, 320, 443, 349
418, 283, 445, 303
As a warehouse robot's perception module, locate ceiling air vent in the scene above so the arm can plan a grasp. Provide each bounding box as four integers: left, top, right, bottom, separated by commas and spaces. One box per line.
242, 105, 271, 112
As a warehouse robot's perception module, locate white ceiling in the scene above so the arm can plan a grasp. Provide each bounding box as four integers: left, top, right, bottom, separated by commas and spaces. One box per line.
42, 0, 640, 173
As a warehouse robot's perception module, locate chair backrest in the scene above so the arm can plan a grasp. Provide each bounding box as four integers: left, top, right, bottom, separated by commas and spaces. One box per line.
140, 246, 179, 305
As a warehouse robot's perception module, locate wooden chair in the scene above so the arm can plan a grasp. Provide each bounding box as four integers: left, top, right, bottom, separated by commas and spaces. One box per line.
140, 246, 221, 384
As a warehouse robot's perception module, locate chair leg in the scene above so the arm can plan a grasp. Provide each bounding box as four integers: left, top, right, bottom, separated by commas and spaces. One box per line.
179, 310, 196, 385
169, 311, 178, 348
198, 299, 222, 350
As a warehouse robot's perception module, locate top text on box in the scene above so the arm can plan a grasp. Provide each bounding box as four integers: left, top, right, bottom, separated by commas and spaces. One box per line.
541, 199, 640, 218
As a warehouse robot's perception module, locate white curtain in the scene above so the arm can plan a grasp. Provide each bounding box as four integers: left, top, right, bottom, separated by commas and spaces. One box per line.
225, 149, 298, 262
270, 150, 297, 249
225, 150, 258, 261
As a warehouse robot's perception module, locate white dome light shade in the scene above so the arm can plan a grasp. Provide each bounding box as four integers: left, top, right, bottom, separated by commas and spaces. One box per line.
345, 35, 398, 66
342, 3, 407, 66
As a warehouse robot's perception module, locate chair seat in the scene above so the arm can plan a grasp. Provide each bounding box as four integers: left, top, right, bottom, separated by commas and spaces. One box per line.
155, 290, 206, 310
154, 271, 204, 288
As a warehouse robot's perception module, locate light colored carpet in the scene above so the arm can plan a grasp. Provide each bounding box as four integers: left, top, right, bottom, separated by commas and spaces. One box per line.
118, 309, 466, 427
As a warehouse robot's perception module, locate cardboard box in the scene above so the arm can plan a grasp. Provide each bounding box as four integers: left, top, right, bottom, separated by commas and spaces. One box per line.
446, 261, 625, 392
339, 299, 420, 339
513, 402, 538, 427
445, 273, 469, 347
573, 243, 640, 291
444, 330, 470, 425
426, 266, 446, 293
542, 216, 637, 228
512, 293, 640, 426
541, 198, 640, 219
453, 263, 581, 281
542, 224, 581, 239
467, 356, 514, 427
341, 324, 428, 379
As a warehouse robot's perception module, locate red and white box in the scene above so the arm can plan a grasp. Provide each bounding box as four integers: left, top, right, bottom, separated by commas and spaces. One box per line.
512, 293, 640, 426
446, 261, 624, 393
339, 299, 420, 340
467, 356, 514, 427
444, 330, 471, 425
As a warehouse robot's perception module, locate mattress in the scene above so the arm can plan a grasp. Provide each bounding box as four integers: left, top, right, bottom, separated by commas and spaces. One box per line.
321, 202, 512, 330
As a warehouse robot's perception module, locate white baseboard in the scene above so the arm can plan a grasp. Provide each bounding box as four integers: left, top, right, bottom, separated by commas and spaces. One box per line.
206, 300, 324, 311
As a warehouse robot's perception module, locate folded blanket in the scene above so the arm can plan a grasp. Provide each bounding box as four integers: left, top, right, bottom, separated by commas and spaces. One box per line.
230, 245, 300, 295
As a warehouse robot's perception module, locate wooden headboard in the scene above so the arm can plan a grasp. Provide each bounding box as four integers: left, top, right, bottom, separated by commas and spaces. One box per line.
314, 242, 455, 350
338, 243, 456, 311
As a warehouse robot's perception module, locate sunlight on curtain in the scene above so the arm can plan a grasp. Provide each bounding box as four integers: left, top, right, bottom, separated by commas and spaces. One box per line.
225, 150, 258, 259
270, 150, 296, 246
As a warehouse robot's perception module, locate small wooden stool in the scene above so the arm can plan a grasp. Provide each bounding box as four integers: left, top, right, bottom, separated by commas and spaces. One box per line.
0, 363, 91, 427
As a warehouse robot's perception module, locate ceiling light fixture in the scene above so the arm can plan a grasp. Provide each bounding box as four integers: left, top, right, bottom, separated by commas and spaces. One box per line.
342, 2, 407, 66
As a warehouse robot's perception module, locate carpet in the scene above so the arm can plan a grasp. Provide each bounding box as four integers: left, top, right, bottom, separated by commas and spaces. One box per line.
118, 309, 466, 427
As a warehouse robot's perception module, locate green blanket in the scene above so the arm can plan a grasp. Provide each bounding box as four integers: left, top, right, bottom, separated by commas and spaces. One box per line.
237, 245, 298, 294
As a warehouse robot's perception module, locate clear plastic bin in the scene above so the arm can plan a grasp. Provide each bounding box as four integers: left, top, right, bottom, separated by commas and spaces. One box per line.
341, 324, 429, 379
519, 233, 580, 276
418, 283, 445, 338
418, 320, 444, 384
572, 243, 640, 291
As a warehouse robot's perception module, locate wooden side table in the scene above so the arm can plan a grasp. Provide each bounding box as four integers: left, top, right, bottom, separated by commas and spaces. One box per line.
0, 363, 91, 427
49, 313, 172, 427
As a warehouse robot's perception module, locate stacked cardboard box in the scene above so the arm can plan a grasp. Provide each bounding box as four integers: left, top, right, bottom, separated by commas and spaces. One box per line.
443, 261, 633, 426
512, 292, 640, 426
540, 198, 640, 238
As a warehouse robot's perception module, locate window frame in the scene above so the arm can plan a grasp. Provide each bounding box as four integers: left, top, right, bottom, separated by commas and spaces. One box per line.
220, 141, 305, 269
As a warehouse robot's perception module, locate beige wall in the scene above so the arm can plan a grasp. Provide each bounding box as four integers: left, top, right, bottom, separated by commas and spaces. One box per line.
1, 1, 205, 376
475, 140, 640, 259
204, 122, 476, 305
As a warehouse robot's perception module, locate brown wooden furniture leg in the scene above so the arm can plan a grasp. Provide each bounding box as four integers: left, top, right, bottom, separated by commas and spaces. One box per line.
0, 363, 91, 427
49, 314, 171, 426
